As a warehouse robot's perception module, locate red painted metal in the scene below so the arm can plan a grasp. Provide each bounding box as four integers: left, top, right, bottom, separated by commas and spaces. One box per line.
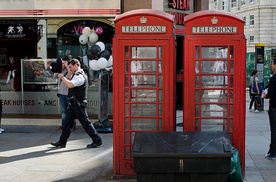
183, 10, 246, 176
113, 9, 176, 176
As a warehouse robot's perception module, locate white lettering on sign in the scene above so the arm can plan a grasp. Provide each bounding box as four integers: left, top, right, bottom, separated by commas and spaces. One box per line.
122, 26, 166, 33
192, 26, 237, 33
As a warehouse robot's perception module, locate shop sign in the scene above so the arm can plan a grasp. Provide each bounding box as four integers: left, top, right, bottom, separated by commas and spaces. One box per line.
166, 0, 192, 26
122, 26, 166, 33
192, 26, 237, 34
5, 24, 26, 38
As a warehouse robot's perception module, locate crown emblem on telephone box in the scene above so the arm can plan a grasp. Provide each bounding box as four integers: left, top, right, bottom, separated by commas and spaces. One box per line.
211, 17, 218, 24
140, 16, 147, 24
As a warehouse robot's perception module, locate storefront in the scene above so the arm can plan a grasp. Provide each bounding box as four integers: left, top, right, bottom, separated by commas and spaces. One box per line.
0, 0, 120, 117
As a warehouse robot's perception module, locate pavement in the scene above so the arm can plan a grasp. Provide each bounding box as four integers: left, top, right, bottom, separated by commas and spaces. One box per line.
0, 93, 276, 182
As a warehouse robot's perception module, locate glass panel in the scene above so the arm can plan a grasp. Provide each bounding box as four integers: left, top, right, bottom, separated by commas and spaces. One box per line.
195, 60, 199, 73
229, 60, 234, 73
201, 104, 228, 116
131, 132, 136, 144
130, 89, 157, 102
130, 60, 157, 73
229, 119, 233, 131
125, 104, 129, 116
158, 90, 162, 101
125, 60, 129, 72
124, 146, 130, 158
158, 118, 162, 130
131, 75, 157, 87
158, 104, 162, 115
124, 132, 129, 145
158, 46, 162, 58
201, 119, 227, 131
195, 119, 200, 130
195, 46, 199, 59
201, 46, 228, 58
131, 118, 156, 130
158, 61, 162, 73
200, 76, 228, 88
158, 76, 163, 87
124, 46, 129, 59
229, 46, 234, 58
130, 104, 157, 116
124, 75, 130, 87
124, 118, 129, 130
229, 76, 234, 88
131, 46, 156, 58
201, 61, 215, 73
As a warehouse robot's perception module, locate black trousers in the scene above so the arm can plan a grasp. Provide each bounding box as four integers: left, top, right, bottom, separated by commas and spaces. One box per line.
59, 101, 101, 144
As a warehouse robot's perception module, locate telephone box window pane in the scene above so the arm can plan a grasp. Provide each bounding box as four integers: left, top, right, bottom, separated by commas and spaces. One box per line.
158, 90, 163, 101
200, 60, 227, 74
131, 118, 156, 130
158, 76, 163, 87
131, 104, 157, 116
124, 46, 129, 59
201, 46, 227, 58
131, 75, 156, 87
158, 104, 162, 115
158, 119, 162, 130
125, 104, 129, 116
137, 61, 156, 73
130, 89, 157, 102
200, 76, 228, 88
195, 60, 199, 73
201, 119, 227, 131
125, 61, 129, 73
124, 75, 130, 87
131, 46, 157, 58
201, 104, 229, 116
158, 46, 162, 58
229, 46, 234, 58
195, 46, 199, 59
229, 119, 233, 131
195, 104, 199, 116
124, 118, 129, 130
131, 61, 143, 73
158, 61, 162, 73
229, 60, 234, 73
228, 76, 234, 88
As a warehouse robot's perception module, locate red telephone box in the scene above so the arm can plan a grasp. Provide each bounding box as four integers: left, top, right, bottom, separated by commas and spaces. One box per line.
113, 9, 176, 176
183, 10, 246, 175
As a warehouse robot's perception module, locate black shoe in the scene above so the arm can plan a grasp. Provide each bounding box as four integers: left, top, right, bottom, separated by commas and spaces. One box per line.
87, 141, 102, 148
51, 141, 66, 148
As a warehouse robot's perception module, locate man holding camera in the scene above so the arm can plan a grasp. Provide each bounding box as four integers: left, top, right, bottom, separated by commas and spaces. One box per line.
51, 58, 102, 148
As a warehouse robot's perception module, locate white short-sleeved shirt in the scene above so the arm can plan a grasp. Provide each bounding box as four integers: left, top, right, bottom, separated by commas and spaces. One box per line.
71, 69, 85, 87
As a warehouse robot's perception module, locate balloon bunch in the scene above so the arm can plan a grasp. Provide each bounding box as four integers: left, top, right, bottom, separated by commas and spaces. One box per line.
78, 26, 113, 71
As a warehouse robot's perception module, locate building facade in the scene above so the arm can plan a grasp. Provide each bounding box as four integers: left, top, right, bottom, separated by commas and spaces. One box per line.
0, 0, 207, 117
209, 0, 276, 83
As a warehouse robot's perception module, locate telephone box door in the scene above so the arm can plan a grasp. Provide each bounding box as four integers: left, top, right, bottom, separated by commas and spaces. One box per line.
113, 40, 175, 175
183, 10, 246, 175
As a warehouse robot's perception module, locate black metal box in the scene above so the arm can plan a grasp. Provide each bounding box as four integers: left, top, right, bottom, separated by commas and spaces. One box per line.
132, 131, 232, 182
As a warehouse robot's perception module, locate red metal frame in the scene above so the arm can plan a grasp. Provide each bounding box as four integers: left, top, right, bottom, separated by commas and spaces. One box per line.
113, 9, 175, 176
183, 10, 246, 175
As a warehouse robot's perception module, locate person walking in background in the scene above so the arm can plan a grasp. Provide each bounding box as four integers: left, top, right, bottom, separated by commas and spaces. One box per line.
54, 58, 76, 131
5, 56, 16, 85
249, 70, 260, 112
264, 58, 276, 159
51, 58, 102, 148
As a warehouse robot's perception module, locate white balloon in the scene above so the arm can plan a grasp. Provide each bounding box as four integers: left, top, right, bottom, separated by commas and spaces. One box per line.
89, 33, 98, 44
89, 59, 101, 71
98, 57, 108, 69
79, 34, 88, 45
96, 41, 105, 52
107, 55, 113, 67
82, 27, 91, 36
